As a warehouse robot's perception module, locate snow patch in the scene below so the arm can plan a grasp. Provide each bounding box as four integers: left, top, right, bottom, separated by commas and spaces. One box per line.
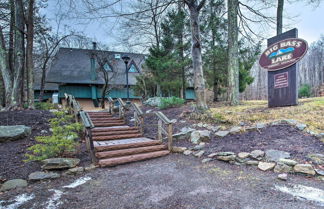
0, 193, 35, 209
275, 184, 324, 206
46, 189, 64, 209
63, 176, 92, 189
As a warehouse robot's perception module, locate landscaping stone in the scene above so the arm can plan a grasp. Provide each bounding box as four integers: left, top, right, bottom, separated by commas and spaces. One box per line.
215, 152, 235, 156
216, 155, 236, 162
145, 109, 152, 113
66, 167, 84, 175
282, 119, 297, 125
319, 176, 324, 181
172, 146, 187, 153
296, 123, 307, 131
207, 153, 218, 158
278, 158, 298, 166
239, 122, 246, 126
265, 149, 290, 162
28, 171, 60, 181
193, 143, 205, 151
315, 169, 324, 176
84, 164, 97, 171
143, 97, 162, 106
274, 163, 292, 173
193, 150, 205, 158
215, 130, 229, 137
256, 123, 266, 129
278, 173, 288, 181
293, 164, 316, 175
307, 153, 324, 165
258, 162, 276, 171
190, 130, 211, 144
245, 126, 257, 131
238, 152, 250, 159
40, 130, 48, 134
245, 160, 259, 166
42, 158, 80, 170
0, 179, 28, 191
229, 126, 241, 134
183, 150, 193, 156
0, 125, 31, 142
206, 125, 220, 132
250, 150, 264, 160
202, 158, 212, 163
173, 127, 195, 141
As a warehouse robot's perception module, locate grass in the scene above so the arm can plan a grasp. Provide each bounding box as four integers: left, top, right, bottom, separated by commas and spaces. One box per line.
210, 97, 324, 133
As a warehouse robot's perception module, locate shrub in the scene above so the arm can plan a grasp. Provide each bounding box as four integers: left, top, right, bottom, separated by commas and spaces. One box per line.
35, 102, 55, 110
298, 84, 312, 98
25, 111, 83, 161
158, 97, 185, 109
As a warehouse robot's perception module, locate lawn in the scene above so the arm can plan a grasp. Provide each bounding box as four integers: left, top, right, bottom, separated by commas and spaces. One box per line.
210, 97, 324, 134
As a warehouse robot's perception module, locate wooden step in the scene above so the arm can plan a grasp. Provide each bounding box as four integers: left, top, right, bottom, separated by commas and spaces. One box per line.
91, 119, 124, 123
96, 144, 167, 159
92, 129, 140, 136
92, 126, 137, 132
93, 133, 143, 141
98, 150, 170, 167
95, 140, 161, 152
93, 122, 126, 127
91, 118, 122, 121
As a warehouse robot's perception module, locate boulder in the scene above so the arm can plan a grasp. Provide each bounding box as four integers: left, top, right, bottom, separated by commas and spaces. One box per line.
206, 125, 220, 132
265, 150, 290, 162
173, 127, 195, 141
274, 163, 292, 173
0, 179, 28, 191
278, 158, 298, 166
65, 167, 84, 175
293, 164, 316, 175
277, 173, 288, 181
190, 130, 211, 144
238, 152, 250, 159
172, 146, 187, 153
215, 131, 229, 138
250, 150, 265, 160
28, 171, 60, 181
0, 125, 31, 142
143, 97, 162, 107
307, 153, 324, 165
258, 162, 276, 171
229, 126, 241, 134
193, 143, 205, 151
315, 169, 324, 176
42, 158, 80, 170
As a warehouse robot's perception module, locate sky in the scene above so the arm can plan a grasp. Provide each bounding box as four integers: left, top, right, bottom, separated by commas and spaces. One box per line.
42, 0, 324, 52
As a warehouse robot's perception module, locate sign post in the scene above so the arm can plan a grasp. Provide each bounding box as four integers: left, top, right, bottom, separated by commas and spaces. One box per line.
259, 28, 308, 107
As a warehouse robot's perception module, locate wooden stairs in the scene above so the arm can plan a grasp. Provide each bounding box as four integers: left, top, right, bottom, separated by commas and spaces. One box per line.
85, 111, 170, 167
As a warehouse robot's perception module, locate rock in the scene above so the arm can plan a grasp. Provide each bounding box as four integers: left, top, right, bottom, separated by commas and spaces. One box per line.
278, 173, 288, 181
238, 152, 250, 159
40, 130, 48, 134
0, 179, 28, 191
190, 130, 211, 144
250, 150, 265, 160
28, 171, 60, 181
296, 123, 307, 131
179, 120, 186, 123
0, 125, 31, 142
229, 126, 241, 134
215, 130, 229, 137
265, 149, 290, 162
245, 126, 257, 131
84, 164, 97, 171
245, 160, 259, 166
294, 164, 316, 175
216, 154, 236, 162
258, 162, 276, 171
196, 122, 204, 128
319, 176, 324, 181
215, 151, 235, 156
208, 153, 218, 158
193, 143, 205, 151
172, 146, 187, 153
183, 150, 193, 156
129, 118, 135, 122
256, 123, 266, 129
315, 169, 324, 176
49, 109, 59, 112
239, 122, 246, 126
65, 167, 84, 175
210, 126, 220, 132
143, 97, 162, 107
282, 119, 297, 125
202, 158, 212, 163
274, 163, 292, 173
173, 127, 195, 141
193, 150, 205, 158
278, 158, 298, 166
307, 153, 324, 165
42, 158, 80, 170
145, 109, 152, 113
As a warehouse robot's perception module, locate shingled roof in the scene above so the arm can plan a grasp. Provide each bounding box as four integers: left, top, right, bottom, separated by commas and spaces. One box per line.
46, 48, 146, 86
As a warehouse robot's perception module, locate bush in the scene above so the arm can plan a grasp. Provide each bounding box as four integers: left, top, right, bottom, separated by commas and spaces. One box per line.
298, 84, 312, 98
158, 97, 185, 109
35, 102, 55, 110
25, 111, 83, 161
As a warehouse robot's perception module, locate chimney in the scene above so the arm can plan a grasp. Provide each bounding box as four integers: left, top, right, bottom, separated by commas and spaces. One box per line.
90, 42, 97, 81
92, 42, 97, 50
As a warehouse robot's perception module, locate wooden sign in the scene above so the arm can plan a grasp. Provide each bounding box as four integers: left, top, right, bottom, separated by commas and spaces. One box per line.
261, 28, 308, 108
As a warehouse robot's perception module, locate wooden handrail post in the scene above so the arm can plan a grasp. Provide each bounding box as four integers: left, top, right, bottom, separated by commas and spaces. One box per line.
158, 119, 162, 142
140, 116, 144, 135
167, 123, 173, 151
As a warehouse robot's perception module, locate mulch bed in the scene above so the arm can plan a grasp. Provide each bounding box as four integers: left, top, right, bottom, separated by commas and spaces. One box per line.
126, 104, 324, 163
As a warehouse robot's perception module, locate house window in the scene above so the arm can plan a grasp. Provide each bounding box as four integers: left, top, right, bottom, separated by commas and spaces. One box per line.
104, 63, 113, 72
128, 64, 139, 73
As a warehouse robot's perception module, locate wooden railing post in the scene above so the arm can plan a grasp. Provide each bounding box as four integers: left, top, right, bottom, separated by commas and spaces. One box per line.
158, 119, 162, 142
167, 123, 173, 151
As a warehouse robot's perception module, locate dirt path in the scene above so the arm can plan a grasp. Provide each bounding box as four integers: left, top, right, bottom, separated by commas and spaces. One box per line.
1, 154, 324, 209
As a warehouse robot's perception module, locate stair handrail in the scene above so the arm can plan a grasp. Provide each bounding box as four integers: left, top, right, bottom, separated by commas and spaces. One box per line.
131, 103, 144, 134
107, 97, 115, 114
117, 98, 127, 119
79, 110, 96, 163
154, 111, 174, 151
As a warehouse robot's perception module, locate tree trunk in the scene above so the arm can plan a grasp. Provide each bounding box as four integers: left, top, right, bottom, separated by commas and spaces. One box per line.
26, 0, 35, 108
227, 0, 239, 105
277, 0, 284, 35
178, 2, 186, 100
0, 71, 4, 107
186, 1, 208, 110
8, 0, 15, 78
12, 0, 25, 107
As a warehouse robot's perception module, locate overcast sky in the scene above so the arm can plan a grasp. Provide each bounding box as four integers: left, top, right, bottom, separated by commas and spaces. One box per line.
42, 0, 324, 52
